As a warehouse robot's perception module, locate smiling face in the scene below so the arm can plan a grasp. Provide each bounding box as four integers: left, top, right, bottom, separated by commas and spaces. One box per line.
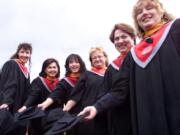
135, 0, 163, 31
45, 62, 59, 79
17, 48, 31, 65
114, 29, 134, 55
91, 50, 106, 68
69, 60, 80, 74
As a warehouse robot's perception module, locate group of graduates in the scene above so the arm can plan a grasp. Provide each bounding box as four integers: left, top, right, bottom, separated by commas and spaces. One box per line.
1, 0, 180, 135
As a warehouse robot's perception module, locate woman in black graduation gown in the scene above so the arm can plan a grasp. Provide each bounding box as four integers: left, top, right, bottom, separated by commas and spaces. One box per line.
38, 54, 86, 113
63, 47, 109, 135
37, 54, 86, 135
79, 0, 180, 135
0, 43, 32, 135
102, 23, 135, 135
18, 58, 60, 135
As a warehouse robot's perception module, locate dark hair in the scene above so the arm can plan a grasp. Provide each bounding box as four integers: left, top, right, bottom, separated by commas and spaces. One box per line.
39, 58, 60, 78
10, 43, 33, 68
65, 54, 86, 76
109, 23, 136, 44
11, 43, 32, 59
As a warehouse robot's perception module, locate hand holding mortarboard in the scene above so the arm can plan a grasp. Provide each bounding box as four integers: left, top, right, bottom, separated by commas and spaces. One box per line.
44, 108, 84, 135
14, 106, 45, 122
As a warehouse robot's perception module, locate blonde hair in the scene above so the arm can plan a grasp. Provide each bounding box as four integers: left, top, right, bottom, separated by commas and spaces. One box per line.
132, 0, 174, 38
89, 47, 109, 67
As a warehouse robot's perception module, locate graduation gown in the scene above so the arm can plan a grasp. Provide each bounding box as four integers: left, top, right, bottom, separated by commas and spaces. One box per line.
0, 60, 30, 135
103, 60, 131, 135
24, 77, 62, 109
0, 60, 30, 113
49, 77, 80, 114
24, 77, 62, 135
94, 19, 180, 135
70, 70, 108, 135
48, 77, 82, 135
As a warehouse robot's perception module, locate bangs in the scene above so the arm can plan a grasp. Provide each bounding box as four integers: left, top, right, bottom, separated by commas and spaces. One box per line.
68, 56, 79, 63
134, 0, 158, 17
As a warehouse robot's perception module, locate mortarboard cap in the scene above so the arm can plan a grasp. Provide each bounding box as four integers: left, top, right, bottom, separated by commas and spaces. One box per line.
14, 106, 45, 122
44, 110, 84, 135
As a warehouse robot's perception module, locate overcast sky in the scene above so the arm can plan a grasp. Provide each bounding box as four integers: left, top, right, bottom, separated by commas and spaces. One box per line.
0, 0, 179, 80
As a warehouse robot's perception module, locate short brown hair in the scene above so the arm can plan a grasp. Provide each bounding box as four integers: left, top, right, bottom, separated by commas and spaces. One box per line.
109, 23, 136, 44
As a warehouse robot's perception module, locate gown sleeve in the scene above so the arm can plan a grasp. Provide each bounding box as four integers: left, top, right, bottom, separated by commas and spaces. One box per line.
69, 72, 87, 103
94, 54, 130, 113
49, 79, 67, 103
99, 67, 112, 97
24, 78, 41, 107
0, 61, 18, 106
171, 18, 180, 56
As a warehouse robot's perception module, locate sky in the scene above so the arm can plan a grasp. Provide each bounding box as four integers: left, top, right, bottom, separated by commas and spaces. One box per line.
0, 0, 179, 80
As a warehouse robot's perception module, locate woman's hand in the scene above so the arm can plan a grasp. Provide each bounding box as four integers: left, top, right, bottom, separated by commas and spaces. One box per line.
78, 106, 97, 120
63, 100, 76, 112
37, 98, 53, 110
0, 104, 9, 110
63, 105, 71, 112
37, 102, 48, 110
18, 106, 27, 112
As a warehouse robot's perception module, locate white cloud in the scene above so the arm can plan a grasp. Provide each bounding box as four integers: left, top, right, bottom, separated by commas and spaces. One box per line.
0, 0, 179, 80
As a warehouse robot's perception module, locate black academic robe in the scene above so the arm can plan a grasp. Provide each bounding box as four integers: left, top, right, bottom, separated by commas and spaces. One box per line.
24, 77, 62, 135
24, 77, 62, 109
95, 19, 180, 135
49, 77, 82, 135
70, 71, 108, 135
103, 64, 131, 135
49, 77, 80, 114
0, 60, 30, 113
0, 60, 30, 135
